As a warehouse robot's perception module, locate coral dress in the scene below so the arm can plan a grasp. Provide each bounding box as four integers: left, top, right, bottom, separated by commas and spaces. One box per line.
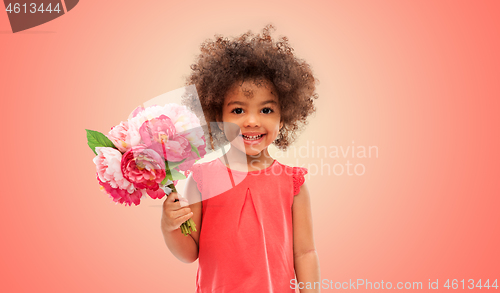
188, 158, 308, 293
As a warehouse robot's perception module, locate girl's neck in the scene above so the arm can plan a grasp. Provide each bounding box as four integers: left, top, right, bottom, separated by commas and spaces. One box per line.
221, 146, 275, 172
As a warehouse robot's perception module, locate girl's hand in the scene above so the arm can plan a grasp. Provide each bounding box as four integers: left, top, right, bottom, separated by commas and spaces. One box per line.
161, 192, 193, 233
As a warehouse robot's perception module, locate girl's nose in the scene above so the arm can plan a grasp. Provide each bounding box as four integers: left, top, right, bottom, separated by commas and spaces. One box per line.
244, 112, 260, 127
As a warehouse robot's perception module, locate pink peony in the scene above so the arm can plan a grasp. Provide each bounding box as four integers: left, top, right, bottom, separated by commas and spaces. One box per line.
139, 115, 192, 162
162, 103, 201, 133
164, 134, 192, 162
177, 135, 206, 171
107, 121, 130, 153
97, 177, 143, 206
129, 103, 205, 148
139, 115, 176, 149
121, 145, 166, 191
126, 121, 142, 149
145, 188, 165, 200
93, 147, 135, 193
106, 120, 142, 152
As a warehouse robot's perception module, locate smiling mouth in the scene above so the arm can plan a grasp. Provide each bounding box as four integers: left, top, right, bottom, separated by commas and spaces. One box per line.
240, 134, 264, 140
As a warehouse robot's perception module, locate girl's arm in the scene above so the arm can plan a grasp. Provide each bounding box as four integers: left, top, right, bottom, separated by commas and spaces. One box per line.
161, 174, 202, 263
293, 181, 321, 292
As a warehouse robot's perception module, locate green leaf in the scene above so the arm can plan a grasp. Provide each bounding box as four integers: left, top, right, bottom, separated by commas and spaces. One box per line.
86, 129, 117, 155
161, 168, 187, 185
170, 169, 187, 180
190, 142, 201, 159
165, 159, 186, 170
160, 159, 186, 185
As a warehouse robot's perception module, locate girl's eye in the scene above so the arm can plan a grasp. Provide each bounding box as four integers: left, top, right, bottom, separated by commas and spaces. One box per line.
262, 107, 274, 114
231, 108, 244, 114
230, 107, 274, 114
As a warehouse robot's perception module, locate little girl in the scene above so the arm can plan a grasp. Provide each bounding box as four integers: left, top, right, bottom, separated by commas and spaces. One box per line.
161, 25, 320, 293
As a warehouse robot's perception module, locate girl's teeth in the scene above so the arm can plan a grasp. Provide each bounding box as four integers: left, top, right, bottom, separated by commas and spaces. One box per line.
242, 134, 263, 140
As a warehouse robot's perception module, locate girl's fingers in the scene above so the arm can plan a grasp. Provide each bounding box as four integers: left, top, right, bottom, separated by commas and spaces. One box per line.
173, 207, 192, 219
175, 212, 193, 227
163, 192, 187, 211
170, 192, 187, 204
167, 192, 178, 202
163, 193, 177, 210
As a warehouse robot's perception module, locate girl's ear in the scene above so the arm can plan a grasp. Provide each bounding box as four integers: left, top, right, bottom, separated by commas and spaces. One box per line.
279, 121, 284, 131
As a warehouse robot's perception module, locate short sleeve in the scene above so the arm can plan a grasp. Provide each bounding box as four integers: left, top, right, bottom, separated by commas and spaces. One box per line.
186, 164, 203, 194
292, 167, 308, 196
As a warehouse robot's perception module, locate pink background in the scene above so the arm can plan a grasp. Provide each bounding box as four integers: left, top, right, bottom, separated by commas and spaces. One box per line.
1, 0, 499, 292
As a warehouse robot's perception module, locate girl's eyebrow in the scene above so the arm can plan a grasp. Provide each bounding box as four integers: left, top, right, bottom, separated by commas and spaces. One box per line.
227, 100, 278, 106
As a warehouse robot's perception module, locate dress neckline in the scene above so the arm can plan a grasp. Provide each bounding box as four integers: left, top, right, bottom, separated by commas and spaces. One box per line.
216, 157, 277, 174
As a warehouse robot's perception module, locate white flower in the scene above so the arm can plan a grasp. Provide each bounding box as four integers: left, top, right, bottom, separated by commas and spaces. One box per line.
93, 147, 135, 193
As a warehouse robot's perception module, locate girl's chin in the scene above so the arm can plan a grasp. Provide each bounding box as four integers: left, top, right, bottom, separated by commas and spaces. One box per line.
245, 149, 263, 156
229, 144, 265, 156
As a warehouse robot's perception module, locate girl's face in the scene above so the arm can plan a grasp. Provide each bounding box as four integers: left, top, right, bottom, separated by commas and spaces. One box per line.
219, 79, 283, 157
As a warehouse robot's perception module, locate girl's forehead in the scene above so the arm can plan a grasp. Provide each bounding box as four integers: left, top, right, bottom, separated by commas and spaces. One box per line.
225, 79, 279, 101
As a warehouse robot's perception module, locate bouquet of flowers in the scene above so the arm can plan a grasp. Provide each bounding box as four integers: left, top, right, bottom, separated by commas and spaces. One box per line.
86, 103, 206, 236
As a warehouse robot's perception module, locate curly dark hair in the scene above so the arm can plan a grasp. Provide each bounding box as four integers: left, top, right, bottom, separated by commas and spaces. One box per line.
182, 24, 318, 152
